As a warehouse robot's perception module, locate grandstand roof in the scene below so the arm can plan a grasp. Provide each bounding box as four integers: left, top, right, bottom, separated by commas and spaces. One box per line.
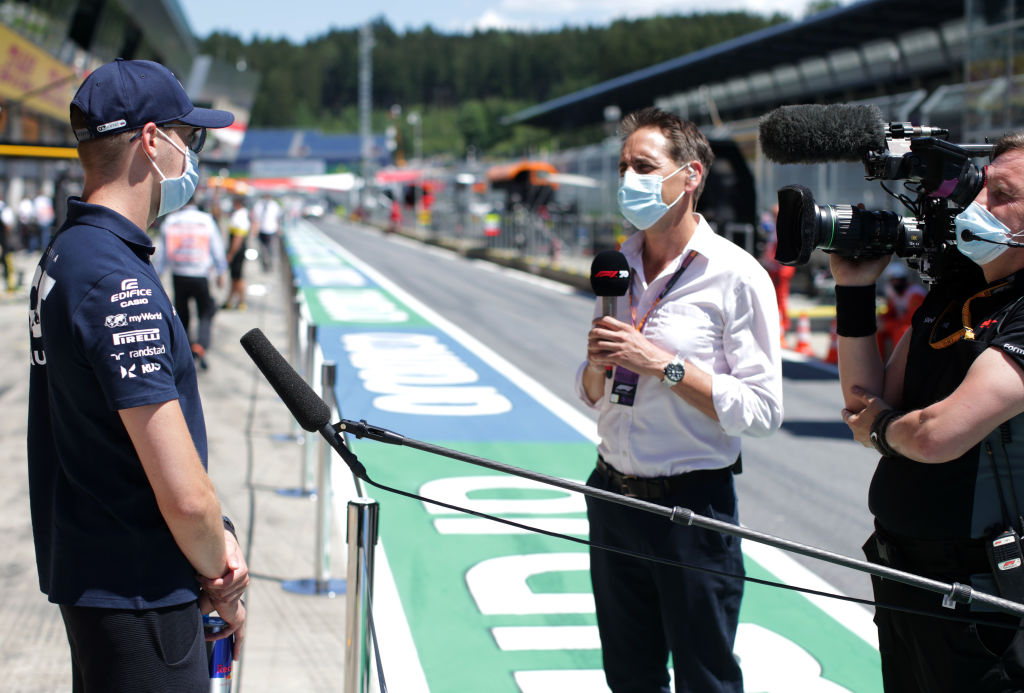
505, 0, 964, 129
236, 129, 391, 167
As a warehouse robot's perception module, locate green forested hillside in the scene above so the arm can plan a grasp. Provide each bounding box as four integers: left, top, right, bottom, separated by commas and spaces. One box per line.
199, 11, 790, 158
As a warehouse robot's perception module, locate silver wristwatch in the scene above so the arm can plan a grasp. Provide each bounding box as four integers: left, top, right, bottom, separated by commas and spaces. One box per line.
662, 356, 685, 386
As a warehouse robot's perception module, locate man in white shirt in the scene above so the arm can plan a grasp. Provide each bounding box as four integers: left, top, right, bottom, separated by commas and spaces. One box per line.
251, 193, 281, 272
153, 202, 228, 369
579, 107, 783, 693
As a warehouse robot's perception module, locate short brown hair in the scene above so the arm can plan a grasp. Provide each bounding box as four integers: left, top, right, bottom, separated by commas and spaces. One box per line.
619, 107, 715, 201
70, 105, 135, 180
992, 132, 1024, 162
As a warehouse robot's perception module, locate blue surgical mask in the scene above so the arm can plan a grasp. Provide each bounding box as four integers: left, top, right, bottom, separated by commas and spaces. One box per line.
146, 129, 199, 217
617, 165, 690, 230
955, 201, 1014, 266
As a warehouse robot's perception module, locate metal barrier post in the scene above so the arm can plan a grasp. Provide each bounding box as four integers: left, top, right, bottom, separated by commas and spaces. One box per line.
276, 321, 317, 498
344, 498, 379, 693
281, 361, 347, 597
271, 295, 304, 443
302, 322, 318, 492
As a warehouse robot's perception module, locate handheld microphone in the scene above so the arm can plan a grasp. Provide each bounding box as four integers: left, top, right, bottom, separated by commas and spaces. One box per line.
239, 327, 331, 432
590, 250, 630, 379
590, 250, 631, 317
758, 104, 887, 164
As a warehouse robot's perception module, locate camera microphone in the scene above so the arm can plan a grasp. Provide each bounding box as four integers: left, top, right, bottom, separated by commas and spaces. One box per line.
758, 104, 887, 164
960, 229, 1024, 249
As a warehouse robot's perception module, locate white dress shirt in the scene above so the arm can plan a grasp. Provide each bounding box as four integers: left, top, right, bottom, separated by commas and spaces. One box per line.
576, 215, 783, 477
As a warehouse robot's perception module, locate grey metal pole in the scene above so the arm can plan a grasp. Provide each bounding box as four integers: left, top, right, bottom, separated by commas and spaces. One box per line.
280, 361, 346, 597
276, 320, 317, 498
301, 322, 318, 494
271, 295, 303, 443
344, 498, 379, 693
288, 296, 302, 439
315, 362, 337, 592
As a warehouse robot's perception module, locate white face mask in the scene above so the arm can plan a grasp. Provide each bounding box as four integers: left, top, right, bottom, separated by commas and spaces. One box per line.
617, 164, 690, 230
954, 201, 1017, 266
145, 129, 199, 217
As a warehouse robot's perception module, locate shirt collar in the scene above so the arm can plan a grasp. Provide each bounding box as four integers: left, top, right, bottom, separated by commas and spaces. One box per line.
621, 213, 715, 273
62, 198, 155, 256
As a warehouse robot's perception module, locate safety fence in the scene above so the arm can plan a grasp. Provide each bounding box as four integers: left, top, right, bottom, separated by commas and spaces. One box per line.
277, 221, 386, 693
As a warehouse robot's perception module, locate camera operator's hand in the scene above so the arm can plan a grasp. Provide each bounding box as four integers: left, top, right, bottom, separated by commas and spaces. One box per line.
841, 385, 892, 447
829, 253, 892, 287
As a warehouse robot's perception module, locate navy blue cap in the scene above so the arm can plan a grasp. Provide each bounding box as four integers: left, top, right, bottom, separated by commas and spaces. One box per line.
71, 58, 234, 142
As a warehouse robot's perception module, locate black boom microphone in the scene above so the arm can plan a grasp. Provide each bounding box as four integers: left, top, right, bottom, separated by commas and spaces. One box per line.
590, 250, 630, 316
240, 327, 370, 479
758, 104, 887, 164
240, 327, 331, 432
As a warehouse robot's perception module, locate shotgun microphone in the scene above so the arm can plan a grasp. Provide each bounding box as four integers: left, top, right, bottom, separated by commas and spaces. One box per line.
240, 327, 330, 432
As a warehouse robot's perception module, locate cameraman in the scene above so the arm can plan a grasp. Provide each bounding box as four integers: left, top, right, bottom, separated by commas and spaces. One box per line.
836, 132, 1024, 691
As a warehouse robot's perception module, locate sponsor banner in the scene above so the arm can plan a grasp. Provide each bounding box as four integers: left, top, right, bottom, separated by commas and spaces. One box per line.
0, 25, 77, 122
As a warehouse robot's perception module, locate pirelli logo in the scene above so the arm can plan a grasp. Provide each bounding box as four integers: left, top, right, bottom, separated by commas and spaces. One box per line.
112, 328, 160, 346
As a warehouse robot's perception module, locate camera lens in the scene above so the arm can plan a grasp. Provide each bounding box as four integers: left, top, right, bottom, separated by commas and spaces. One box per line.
775, 184, 921, 264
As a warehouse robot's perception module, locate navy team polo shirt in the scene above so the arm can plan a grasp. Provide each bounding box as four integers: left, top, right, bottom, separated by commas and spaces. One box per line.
27, 198, 208, 609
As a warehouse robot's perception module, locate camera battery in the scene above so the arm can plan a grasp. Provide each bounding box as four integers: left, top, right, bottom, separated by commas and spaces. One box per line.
987, 529, 1024, 604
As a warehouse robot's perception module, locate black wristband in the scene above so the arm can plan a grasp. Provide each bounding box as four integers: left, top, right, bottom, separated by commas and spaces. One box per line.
835, 285, 878, 337
222, 515, 237, 539
869, 409, 904, 457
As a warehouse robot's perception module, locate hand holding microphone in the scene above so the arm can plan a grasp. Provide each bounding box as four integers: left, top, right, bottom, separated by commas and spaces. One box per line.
589, 251, 630, 378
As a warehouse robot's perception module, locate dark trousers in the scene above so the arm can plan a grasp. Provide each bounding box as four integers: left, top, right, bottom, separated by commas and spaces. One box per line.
172, 274, 216, 350
258, 231, 277, 271
586, 464, 744, 693
59, 601, 206, 693
864, 533, 1024, 692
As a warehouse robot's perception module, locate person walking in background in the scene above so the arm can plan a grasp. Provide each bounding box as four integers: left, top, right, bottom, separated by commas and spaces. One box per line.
33, 189, 55, 250
17, 192, 38, 252
0, 187, 15, 292
759, 203, 795, 343
579, 107, 783, 693
27, 58, 247, 692
875, 262, 926, 360
251, 192, 281, 272
223, 195, 250, 310
153, 200, 227, 370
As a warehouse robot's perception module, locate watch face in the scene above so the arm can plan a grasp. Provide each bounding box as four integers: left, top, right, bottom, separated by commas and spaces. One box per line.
664, 362, 685, 383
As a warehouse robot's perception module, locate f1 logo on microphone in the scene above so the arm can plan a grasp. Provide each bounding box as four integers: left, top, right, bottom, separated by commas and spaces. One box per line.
594, 270, 629, 278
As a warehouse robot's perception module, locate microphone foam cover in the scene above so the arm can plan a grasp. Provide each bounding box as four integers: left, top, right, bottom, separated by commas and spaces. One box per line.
758, 104, 886, 164
240, 328, 331, 432
590, 250, 631, 297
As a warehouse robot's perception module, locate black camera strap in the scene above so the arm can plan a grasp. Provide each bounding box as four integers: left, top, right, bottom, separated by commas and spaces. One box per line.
983, 422, 1024, 603
985, 435, 1015, 531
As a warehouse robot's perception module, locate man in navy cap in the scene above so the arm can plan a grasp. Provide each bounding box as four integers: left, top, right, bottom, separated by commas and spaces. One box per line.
27, 58, 247, 691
